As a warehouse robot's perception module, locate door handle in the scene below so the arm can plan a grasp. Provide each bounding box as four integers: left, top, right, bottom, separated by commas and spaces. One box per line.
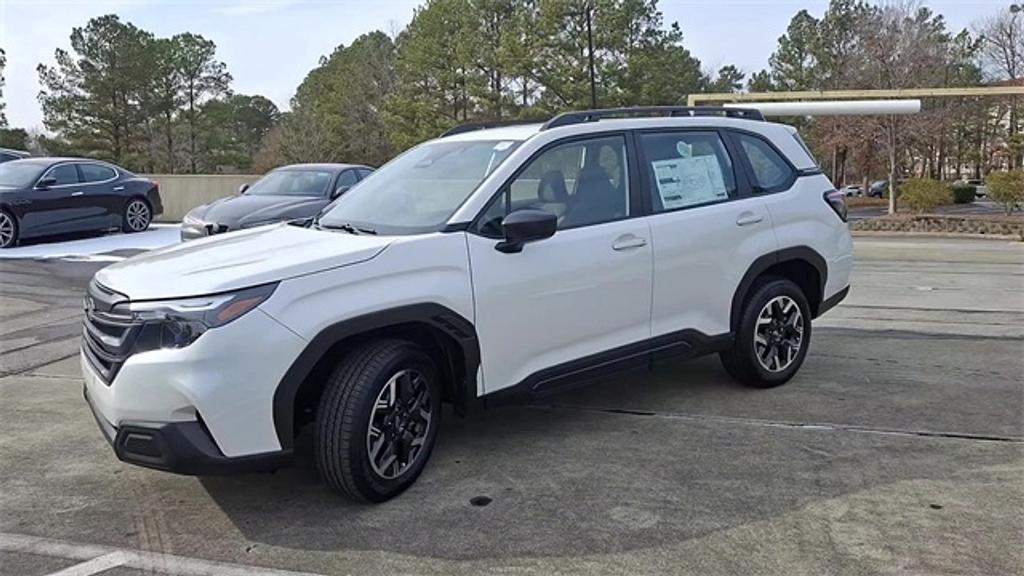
736, 212, 763, 226
70, 191, 84, 197
113, 186, 125, 191
612, 234, 647, 251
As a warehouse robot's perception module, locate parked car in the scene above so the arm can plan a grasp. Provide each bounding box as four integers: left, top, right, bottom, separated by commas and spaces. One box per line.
0, 148, 30, 164
959, 179, 988, 198
180, 163, 374, 241
840, 184, 862, 197
81, 107, 852, 502
867, 180, 888, 198
0, 157, 162, 249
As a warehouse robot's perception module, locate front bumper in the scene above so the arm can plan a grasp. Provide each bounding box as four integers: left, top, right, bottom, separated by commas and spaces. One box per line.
84, 386, 290, 475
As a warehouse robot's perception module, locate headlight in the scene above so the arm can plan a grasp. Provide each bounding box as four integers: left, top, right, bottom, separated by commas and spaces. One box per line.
114, 283, 277, 350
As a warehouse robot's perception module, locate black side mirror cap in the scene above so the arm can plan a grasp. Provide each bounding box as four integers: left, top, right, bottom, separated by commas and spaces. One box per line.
332, 185, 351, 199
496, 209, 557, 253
36, 177, 57, 189
238, 183, 250, 195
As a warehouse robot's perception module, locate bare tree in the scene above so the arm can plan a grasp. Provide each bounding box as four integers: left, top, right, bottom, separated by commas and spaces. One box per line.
977, 5, 1024, 169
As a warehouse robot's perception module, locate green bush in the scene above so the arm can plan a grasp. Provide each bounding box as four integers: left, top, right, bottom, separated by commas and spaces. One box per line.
987, 171, 1024, 215
949, 184, 976, 204
898, 179, 951, 213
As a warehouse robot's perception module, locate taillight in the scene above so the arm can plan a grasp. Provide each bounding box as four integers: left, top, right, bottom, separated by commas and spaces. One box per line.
824, 189, 847, 222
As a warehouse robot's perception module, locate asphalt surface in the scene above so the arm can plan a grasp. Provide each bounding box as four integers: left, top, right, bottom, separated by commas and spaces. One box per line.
1, 235, 1022, 575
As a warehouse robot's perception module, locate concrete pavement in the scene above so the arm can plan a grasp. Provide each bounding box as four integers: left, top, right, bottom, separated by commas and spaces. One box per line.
1, 235, 1021, 575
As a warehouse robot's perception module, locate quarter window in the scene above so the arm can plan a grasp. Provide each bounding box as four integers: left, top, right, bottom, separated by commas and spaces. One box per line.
639, 131, 736, 212
736, 134, 794, 192
79, 163, 116, 183
45, 164, 80, 186
477, 135, 630, 235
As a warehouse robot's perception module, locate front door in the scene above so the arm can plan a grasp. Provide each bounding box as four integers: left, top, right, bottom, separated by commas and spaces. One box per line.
466, 133, 653, 396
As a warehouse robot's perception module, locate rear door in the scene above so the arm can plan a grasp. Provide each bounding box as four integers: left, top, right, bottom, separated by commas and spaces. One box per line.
638, 129, 776, 340
77, 162, 123, 225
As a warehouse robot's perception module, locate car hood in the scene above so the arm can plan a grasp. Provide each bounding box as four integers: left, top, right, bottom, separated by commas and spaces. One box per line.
95, 224, 392, 300
188, 194, 330, 228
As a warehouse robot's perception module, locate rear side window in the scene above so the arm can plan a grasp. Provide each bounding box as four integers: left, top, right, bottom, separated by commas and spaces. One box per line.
639, 131, 737, 212
79, 163, 116, 183
356, 168, 373, 180
736, 134, 795, 193
336, 170, 358, 187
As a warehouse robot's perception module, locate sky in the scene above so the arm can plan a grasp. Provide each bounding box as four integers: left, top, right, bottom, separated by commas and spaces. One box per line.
0, 0, 1008, 131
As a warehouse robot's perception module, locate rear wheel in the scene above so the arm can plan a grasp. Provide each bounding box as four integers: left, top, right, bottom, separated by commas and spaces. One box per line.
122, 198, 151, 233
315, 339, 441, 502
720, 277, 811, 388
0, 210, 18, 249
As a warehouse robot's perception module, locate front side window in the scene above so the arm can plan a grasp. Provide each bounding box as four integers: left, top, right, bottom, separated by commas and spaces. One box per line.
45, 164, 80, 186
248, 169, 334, 197
80, 163, 117, 183
639, 131, 736, 212
336, 170, 358, 187
319, 139, 521, 235
476, 135, 629, 236
737, 134, 794, 192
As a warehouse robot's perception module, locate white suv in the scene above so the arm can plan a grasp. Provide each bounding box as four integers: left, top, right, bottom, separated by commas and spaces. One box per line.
82, 107, 852, 502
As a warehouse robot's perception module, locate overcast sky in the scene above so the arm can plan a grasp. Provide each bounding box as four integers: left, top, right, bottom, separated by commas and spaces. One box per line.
0, 0, 1005, 131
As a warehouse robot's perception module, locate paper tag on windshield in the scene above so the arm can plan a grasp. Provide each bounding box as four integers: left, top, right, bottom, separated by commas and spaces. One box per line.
493, 141, 514, 151
676, 141, 692, 158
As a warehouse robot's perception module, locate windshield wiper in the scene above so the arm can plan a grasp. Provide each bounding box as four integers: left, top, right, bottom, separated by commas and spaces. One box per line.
318, 222, 377, 235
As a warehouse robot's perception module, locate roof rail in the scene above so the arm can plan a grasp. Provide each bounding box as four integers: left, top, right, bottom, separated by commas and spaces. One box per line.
440, 119, 547, 138
540, 106, 765, 130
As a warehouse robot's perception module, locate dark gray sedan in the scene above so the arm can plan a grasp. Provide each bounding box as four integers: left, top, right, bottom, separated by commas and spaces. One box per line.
0, 157, 163, 248
180, 163, 373, 241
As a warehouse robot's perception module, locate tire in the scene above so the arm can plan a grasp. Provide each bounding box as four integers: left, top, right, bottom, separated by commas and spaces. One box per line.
0, 209, 18, 249
122, 198, 151, 233
315, 339, 441, 502
720, 277, 812, 388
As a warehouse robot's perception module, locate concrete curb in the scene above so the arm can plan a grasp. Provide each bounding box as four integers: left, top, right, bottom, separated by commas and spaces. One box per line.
850, 230, 1022, 241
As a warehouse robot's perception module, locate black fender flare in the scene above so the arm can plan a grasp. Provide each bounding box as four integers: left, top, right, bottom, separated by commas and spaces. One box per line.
272, 303, 480, 450
730, 246, 828, 331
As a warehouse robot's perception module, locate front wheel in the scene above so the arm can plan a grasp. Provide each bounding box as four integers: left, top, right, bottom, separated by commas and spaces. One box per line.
720, 277, 812, 388
122, 198, 151, 233
315, 339, 441, 502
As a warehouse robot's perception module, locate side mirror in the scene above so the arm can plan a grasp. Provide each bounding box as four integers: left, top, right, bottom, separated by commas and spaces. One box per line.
238, 183, 250, 195
36, 177, 57, 189
496, 209, 557, 254
331, 185, 351, 199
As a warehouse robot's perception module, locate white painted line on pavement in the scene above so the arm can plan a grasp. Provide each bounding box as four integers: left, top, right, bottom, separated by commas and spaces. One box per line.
0, 532, 326, 576
44, 552, 128, 576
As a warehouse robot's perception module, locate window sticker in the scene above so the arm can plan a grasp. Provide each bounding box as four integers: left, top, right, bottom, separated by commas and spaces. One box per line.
676, 141, 692, 158
652, 156, 728, 209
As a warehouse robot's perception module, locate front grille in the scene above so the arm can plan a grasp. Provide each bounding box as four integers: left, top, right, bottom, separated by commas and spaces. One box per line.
82, 281, 139, 385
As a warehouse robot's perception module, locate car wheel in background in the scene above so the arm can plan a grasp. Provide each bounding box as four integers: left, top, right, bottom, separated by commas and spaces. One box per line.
720, 277, 812, 388
0, 210, 18, 249
122, 199, 152, 233
315, 339, 441, 502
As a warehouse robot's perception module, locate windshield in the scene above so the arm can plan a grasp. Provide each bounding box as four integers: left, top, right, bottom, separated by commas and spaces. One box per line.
0, 161, 45, 187
248, 169, 333, 197
318, 139, 522, 234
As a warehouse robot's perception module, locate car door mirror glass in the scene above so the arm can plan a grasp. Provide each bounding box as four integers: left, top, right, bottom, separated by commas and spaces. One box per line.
496, 209, 557, 253
36, 177, 57, 189
238, 183, 250, 195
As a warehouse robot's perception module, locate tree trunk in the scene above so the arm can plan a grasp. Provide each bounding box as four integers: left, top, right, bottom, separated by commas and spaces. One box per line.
585, 3, 596, 109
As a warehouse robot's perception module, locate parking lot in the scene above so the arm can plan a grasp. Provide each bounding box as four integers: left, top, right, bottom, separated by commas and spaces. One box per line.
1, 234, 1022, 575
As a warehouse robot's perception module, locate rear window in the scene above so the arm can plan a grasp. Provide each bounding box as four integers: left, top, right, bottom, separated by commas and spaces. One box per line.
791, 132, 819, 167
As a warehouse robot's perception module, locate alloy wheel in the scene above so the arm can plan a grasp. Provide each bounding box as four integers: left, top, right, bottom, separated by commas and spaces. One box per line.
366, 368, 433, 480
753, 295, 804, 373
0, 212, 15, 247
126, 200, 150, 232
